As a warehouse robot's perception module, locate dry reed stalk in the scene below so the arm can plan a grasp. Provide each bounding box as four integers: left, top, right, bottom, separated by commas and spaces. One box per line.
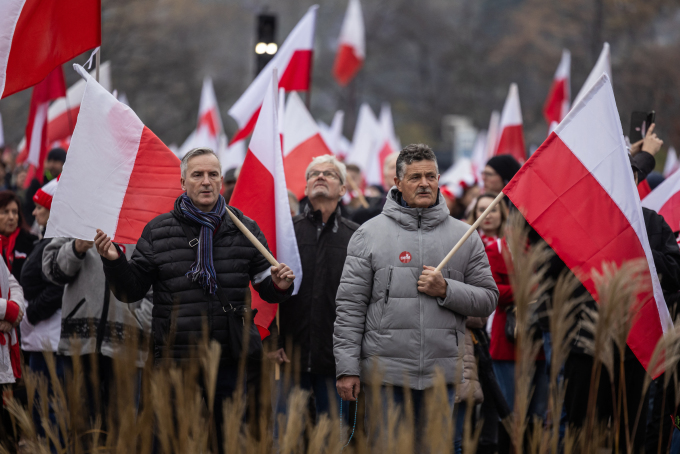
505, 215, 551, 454
279, 388, 309, 454
423, 370, 453, 454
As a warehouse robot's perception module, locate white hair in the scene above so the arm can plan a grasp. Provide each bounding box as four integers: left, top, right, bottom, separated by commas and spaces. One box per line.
180, 147, 222, 179
305, 155, 347, 184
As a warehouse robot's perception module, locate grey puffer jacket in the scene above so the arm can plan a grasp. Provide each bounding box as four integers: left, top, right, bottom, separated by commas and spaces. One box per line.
334, 189, 498, 390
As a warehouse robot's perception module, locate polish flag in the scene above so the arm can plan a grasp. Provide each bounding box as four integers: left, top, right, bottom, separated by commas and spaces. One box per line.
333, 0, 365, 86
638, 180, 652, 200
484, 110, 501, 163
504, 74, 671, 374
17, 62, 111, 161
24, 67, 66, 184
470, 131, 488, 183
543, 49, 571, 126
45, 64, 183, 244
283, 92, 332, 200
495, 83, 526, 163
177, 77, 226, 159
318, 111, 350, 159
346, 103, 379, 176
664, 147, 679, 178
366, 104, 399, 187
229, 69, 303, 336
643, 167, 680, 233
228, 6, 317, 145
573, 43, 611, 107
0, 0, 101, 98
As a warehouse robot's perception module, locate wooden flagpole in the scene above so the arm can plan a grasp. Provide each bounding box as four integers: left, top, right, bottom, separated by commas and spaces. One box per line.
434, 192, 505, 272
95, 48, 100, 82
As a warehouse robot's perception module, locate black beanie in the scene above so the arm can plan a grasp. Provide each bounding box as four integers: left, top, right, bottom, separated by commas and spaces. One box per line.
46, 148, 67, 163
486, 155, 521, 184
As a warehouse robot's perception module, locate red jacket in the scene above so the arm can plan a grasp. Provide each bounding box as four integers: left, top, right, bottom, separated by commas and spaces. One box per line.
486, 238, 545, 361
486, 238, 516, 361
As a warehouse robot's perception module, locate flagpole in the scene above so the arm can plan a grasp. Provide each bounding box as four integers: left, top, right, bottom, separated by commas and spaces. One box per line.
95, 48, 100, 82
434, 191, 505, 273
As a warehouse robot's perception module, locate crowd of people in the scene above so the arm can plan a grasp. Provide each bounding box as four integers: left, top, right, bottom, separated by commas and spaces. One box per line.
0, 118, 678, 454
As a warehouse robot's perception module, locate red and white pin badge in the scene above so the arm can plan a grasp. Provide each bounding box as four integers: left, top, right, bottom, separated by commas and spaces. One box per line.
399, 251, 412, 263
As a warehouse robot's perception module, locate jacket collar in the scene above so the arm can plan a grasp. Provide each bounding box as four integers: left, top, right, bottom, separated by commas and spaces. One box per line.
173, 195, 240, 236
303, 203, 341, 233
382, 188, 450, 231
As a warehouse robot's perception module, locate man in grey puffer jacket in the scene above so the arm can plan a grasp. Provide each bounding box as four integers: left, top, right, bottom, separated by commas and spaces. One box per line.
334, 144, 498, 416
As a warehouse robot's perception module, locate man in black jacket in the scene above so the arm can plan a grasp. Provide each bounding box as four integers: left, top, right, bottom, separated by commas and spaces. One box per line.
273, 155, 358, 423
93, 147, 295, 449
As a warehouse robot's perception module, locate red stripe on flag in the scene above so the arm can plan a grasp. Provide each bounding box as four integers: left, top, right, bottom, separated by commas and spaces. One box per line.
284, 133, 331, 200
3, 0, 101, 98
495, 124, 526, 163
47, 106, 80, 145
280, 50, 313, 91
543, 79, 567, 125
504, 133, 663, 371
638, 179, 652, 200
115, 126, 183, 244
333, 44, 363, 87
230, 106, 261, 145
229, 150, 278, 333
658, 191, 680, 233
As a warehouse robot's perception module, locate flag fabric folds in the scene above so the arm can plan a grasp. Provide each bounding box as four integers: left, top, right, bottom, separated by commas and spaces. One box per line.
643, 166, 680, 233
283, 92, 332, 200
45, 64, 183, 244
228, 6, 318, 144
333, 0, 365, 86
495, 83, 526, 163
504, 74, 671, 375
0, 0, 101, 98
229, 70, 303, 338
573, 43, 611, 107
543, 49, 571, 126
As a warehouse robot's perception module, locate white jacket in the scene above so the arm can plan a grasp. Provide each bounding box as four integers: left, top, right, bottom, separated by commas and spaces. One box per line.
0, 260, 25, 384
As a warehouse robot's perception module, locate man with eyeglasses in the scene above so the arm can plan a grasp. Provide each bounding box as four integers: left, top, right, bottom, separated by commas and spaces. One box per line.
273, 154, 359, 425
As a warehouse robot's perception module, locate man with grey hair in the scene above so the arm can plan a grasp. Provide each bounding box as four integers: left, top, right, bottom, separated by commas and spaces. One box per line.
93, 147, 295, 450
334, 144, 498, 428
274, 154, 359, 424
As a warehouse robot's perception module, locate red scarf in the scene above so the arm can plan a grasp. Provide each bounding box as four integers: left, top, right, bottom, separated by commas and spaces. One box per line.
0, 228, 20, 273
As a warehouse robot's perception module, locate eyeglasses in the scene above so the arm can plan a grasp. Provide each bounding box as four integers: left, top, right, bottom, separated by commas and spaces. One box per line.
307, 170, 340, 181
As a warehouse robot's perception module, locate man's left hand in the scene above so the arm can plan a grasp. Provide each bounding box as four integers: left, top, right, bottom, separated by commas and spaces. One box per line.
417, 265, 447, 298
271, 263, 295, 290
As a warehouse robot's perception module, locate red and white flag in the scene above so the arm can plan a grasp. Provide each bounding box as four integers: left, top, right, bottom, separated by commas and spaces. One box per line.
318, 111, 350, 159
366, 103, 399, 187
45, 64, 183, 244
573, 42, 611, 107
333, 0, 365, 86
484, 110, 501, 163
228, 6, 317, 144
177, 77, 226, 158
283, 92, 332, 200
543, 49, 571, 127
346, 102, 379, 176
17, 62, 111, 160
495, 83, 526, 163
504, 74, 671, 374
229, 69, 303, 336
24, 67, 66, 184
0, 0, 101, 98
642, 166, 680, 233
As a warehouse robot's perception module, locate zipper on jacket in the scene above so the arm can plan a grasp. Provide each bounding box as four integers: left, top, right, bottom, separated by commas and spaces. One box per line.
385, 266, 394, 303
418, 214, 422, 229
417, 210, 424, 389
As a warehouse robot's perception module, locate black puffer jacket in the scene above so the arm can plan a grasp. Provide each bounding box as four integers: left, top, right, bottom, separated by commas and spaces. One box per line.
102, 197, 292, 362
279, 205, 358, 376
20, 238, 64, 324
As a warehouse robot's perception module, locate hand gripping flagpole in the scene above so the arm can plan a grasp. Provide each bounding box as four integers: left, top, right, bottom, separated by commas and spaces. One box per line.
434, 191, 505, 273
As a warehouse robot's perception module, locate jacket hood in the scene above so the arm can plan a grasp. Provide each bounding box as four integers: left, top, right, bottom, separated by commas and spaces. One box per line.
382, 187, 450, 231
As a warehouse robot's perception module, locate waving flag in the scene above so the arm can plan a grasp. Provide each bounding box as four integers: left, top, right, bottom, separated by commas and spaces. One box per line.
318, 111, 350, 159
177, 77, 226, 158
664, 147, 679, 178
643, 165, 680, 232
495, 83, 526, 163
24, 67, 66, 184
228, 6, 317, 144
366, 103, 399, 187
283, 92, 332, 200
45, 64, 183, 244
0, 0, 101, 98
504, 74, 671, 375
573, 43, 611, 107
333, 0, 365, 86
543, 49, 571, 127
229, 69, 303, 336
346, 103, 379, 175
